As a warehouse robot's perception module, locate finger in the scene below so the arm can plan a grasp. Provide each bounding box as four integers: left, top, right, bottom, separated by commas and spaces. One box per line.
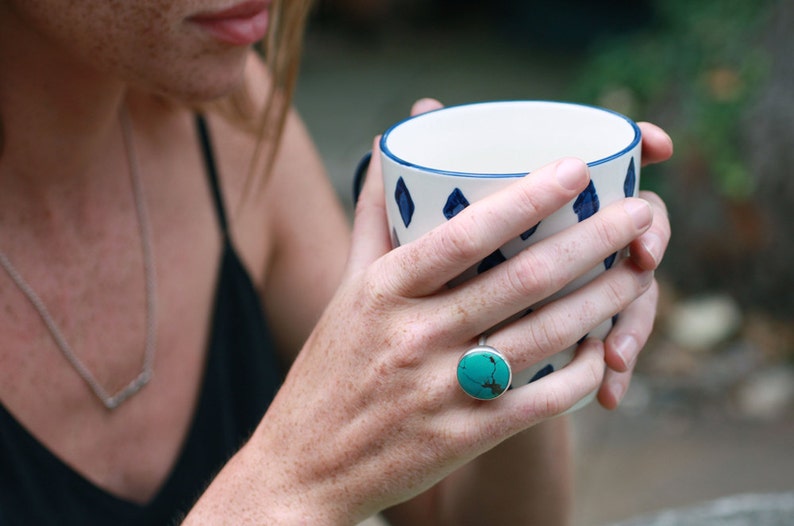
350, 98, 444, 271
411, 98, 444, 116
450, 340, 605, 449
482, 258, 654, 373
597, 366, 634, 410
628, 191, 670, 270
425, 197, 653, 341
495, 339, 606, 429
348, 137, 392, 274
637, 122, 673, 166
603, 278, 659, 373
382, 158, 592, 298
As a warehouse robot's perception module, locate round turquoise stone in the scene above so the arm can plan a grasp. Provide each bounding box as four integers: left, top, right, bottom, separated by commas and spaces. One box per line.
457, 347, 512, 400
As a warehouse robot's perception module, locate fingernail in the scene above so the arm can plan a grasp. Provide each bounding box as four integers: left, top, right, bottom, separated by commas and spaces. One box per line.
556, 158, 588, 190
640, 232, 663, 266
624, 198, 652, 229
609, 380, 626, 404
411, 98, 442, 115
634, 270, 655, 294
612, 334, 638, 369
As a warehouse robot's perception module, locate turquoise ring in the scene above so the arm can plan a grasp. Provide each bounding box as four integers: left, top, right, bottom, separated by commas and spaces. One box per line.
456, 336, 512, 400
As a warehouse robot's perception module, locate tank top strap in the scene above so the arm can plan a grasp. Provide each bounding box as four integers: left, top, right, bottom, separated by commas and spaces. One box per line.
195, 114, 230, 239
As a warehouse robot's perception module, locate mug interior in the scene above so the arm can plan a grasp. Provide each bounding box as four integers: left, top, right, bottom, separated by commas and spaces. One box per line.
381, 101, 639, 176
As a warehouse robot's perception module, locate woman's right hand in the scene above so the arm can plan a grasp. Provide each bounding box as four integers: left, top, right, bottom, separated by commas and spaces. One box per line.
224, 140, 654, 523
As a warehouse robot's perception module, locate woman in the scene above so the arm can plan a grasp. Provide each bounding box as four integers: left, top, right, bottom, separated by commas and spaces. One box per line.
0, 0, 672, 524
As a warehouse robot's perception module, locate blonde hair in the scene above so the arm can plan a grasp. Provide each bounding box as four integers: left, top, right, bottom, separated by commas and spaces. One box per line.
218, 0, 315, 194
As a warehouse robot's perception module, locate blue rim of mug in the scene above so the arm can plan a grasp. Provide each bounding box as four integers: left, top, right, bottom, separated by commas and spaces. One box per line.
379, 100, 642, 178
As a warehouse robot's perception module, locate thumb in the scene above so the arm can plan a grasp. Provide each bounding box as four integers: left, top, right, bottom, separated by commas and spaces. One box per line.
347, 136, 392, 274
410, 97, 444, 116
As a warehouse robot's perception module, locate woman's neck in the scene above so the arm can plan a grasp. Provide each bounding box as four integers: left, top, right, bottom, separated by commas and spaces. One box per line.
0, 4, 129, 193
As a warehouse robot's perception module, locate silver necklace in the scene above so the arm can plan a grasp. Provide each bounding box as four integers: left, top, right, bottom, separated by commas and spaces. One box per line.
0, 109, 157, 410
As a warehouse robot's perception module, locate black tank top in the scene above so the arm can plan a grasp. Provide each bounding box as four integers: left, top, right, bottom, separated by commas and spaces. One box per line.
0, 116, 284, 525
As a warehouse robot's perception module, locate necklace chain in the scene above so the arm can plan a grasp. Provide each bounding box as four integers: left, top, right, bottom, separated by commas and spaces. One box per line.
0, 109, 157, 410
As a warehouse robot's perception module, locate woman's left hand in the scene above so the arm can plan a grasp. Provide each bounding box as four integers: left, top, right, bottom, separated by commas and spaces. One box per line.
599, 122, 673, 409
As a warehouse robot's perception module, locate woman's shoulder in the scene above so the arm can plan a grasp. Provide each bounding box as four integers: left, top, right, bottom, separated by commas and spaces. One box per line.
201, 51, 320, 216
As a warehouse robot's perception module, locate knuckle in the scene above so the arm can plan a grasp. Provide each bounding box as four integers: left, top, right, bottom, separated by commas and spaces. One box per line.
379, 320, 428, 371
442, 419, 485, 456
533, 388, 566, 418
583, 351, 606, 387
383, 343, 423, 372
382, 309, 458, 373
592, 215, 627, 251
418, 374, 451, 412
513, 184, 547, 219
362, 263, 408, 307
438, 219, 482, 265
604, 273, 632, 310
361, 275, 393, 312
526, 316, 567, 355
508, 251, 562, 296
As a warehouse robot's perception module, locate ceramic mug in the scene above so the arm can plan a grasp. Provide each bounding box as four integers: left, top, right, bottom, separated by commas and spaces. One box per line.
376, 100, 641, 405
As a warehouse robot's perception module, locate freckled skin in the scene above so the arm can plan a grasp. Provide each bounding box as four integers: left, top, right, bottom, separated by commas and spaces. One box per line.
0, 0, 675, 520
2, 0, 252, 100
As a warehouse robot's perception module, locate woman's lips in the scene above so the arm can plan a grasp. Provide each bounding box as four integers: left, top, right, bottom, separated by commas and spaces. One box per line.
189, 1, 271, 46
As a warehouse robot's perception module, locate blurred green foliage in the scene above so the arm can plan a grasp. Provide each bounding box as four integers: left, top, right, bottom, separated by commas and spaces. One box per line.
573, 0, 774, 201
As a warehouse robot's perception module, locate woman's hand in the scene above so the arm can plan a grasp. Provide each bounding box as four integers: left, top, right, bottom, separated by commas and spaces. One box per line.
403, 100, 675, 412
183, 98, 673, 524
599, 122, 673, 408
238, 115, 660, 524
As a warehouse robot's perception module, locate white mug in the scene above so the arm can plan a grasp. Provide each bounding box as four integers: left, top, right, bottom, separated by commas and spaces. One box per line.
378, 100, 641, 405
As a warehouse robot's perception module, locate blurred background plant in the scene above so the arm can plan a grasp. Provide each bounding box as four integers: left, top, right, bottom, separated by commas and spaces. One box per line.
568, 0, 794, 422
571, 0, 793, 323
573, 0, 771, 201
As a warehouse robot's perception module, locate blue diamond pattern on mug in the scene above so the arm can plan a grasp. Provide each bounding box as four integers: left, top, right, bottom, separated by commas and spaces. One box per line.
528, 364, 554, 383
443, 188, 470, 220
624, 157, 637, 197
477, 249, 507, 274
573, 180, 600, 222
520, 221, 541, 241
394, 177, 415, 227
604, 251, 617, 269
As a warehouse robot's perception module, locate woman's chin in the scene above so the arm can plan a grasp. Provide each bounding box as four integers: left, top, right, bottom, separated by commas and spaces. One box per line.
144, 64, 251, 105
